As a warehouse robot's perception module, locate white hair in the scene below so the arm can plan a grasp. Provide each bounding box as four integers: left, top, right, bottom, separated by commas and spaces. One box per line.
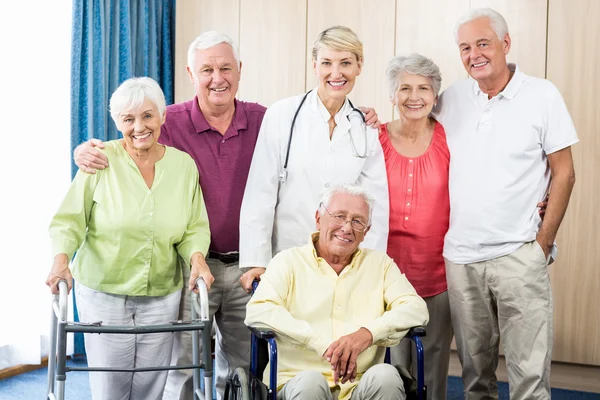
109, 77, 166, 125
319, 184, 375, 225
187, 31, 240, 72
454, 7, 509, 45
386, 53, 442, 99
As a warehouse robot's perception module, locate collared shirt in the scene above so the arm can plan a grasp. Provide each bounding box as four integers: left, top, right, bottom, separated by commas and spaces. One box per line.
160, 97, 266, 253
245, 233, 428, 400
433, 64, 579, 264
50, 140, 211, 296
239, 89, 389, 268
379, 121, 450, 297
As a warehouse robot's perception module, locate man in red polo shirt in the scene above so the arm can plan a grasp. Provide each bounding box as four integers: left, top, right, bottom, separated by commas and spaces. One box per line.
75, 31, 264, 400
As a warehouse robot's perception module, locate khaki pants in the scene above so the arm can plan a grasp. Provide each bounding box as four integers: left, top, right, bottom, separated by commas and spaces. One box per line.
277, 364, 405, 400
390, 290, 453, 400
163, 258, 251, 400
445, 241, 553, 400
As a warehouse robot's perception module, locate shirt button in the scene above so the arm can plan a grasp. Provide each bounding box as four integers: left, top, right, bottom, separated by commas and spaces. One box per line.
409, 159, 413, 163
408, 188, 412, 192
147, 237, 151, 242
409, 173, 413, 177
407, 203, 410, 206
149, 212, 153, 216
221, 140, 225, 143
147, 190, 151, 195
324, 183, 330, 188
336, 305, 341, 310
405, 216, 409, 220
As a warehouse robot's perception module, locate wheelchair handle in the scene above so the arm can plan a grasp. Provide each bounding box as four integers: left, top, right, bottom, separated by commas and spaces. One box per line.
407, 326, 426, 337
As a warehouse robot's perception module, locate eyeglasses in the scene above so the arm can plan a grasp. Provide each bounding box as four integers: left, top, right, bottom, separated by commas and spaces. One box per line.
320, 203, 369, 233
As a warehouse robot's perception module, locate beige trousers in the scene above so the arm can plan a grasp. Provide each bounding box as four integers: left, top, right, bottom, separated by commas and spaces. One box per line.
277, 364, 405, 400
445, 240, 553, 400
162, 258, 251, 400
390, 290, 453, 400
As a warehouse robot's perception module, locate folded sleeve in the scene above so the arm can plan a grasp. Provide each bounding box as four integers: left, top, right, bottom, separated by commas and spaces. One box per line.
359, 129, 390, 252
176, 162, 211, 265
49, 169, 102, 260
245, 252, 331, 356
238, 105, 283, 268
362, 258, 429, 346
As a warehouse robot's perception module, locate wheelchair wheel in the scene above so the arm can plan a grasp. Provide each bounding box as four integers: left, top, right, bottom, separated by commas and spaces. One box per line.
229, 367, 250, 400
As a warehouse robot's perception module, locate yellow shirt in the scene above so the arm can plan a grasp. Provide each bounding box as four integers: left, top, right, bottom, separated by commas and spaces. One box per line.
245, 233, 429, 400
49, 140, 210, 296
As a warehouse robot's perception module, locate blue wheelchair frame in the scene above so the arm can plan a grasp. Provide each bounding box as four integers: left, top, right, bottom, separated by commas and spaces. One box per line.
244, 281, 427, 400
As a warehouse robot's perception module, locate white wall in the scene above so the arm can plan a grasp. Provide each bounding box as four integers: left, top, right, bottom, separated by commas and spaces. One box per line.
0, 0, 73, 368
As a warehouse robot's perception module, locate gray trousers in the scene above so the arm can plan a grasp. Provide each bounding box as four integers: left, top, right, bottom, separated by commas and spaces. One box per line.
162, 258, 251, 400
390, 290, 453, 400
277, 364, 405, 400
76, 284, 181, 400
446, 241, 553, 400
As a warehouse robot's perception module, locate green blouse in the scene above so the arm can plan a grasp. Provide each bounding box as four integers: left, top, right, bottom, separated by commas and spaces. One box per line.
50, 140, 211, 296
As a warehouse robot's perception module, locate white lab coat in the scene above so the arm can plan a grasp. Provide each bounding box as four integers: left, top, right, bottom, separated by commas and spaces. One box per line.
239, 89, 389, 268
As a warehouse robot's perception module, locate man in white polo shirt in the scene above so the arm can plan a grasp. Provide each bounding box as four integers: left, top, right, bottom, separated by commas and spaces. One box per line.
433, 7, 578, 400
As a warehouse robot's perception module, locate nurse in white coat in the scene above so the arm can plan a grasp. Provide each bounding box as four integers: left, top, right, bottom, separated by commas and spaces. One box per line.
238, 26, 389, 290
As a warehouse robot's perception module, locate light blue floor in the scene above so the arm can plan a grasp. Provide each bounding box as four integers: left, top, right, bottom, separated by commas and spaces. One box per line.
1, 357, 599, 400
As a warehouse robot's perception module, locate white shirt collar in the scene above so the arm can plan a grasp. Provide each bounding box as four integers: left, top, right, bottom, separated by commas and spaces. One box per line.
309, 88, 352, 129
470, 63, 525, 100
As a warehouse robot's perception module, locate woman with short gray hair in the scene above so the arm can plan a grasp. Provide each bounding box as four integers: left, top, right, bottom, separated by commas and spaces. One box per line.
46, 77, 213, 400
379, 53, 453, 400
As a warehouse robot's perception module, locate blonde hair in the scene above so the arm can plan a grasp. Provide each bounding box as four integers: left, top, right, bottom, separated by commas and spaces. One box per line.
312, 26, 363, 64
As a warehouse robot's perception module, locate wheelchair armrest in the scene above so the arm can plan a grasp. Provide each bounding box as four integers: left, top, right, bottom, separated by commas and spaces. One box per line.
248, 326, 276, 339
407, 326, 426, 337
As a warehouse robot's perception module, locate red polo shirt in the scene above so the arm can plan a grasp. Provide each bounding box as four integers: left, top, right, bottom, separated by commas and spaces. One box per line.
379, 121, 450, 298
159, 97, 266, 253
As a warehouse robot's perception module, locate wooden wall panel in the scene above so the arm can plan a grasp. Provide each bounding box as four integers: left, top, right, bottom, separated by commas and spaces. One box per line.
306, 0, 396, 123
546, 0, 600, 365
471, 0, 547, 78
238, 0, 307, 106
395, 0, 470, 94
173, 0, 600, 366
174, 0, 241, 103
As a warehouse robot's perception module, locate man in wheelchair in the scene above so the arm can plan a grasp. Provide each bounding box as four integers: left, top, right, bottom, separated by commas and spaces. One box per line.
245, 184, 429, 400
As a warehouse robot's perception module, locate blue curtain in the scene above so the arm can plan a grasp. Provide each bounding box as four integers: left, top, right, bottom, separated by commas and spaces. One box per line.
71, 0, 175, 175
70, 0, 175, 354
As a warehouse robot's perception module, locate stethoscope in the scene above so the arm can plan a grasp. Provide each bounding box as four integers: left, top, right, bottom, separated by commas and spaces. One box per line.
279, 89, 368, 184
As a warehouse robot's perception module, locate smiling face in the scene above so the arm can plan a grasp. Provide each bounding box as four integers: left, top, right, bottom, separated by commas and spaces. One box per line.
118, 98, 164, 152
458, 17, 511, 84
187, 42, 241, 111
313, 48, 362, 105
315, 192, 370, 261
392, 73, 436, 121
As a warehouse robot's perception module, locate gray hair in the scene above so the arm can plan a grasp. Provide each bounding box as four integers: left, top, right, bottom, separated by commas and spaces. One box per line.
109, 77, 166, 125
187, 31, 241, 72
319, 184, 375, 225
386, 53, 442, 99
454, 7, 509, 45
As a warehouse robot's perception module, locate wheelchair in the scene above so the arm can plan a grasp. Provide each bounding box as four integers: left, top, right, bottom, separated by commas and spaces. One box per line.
225, 282, 427, 400
46, 278, 213, 400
